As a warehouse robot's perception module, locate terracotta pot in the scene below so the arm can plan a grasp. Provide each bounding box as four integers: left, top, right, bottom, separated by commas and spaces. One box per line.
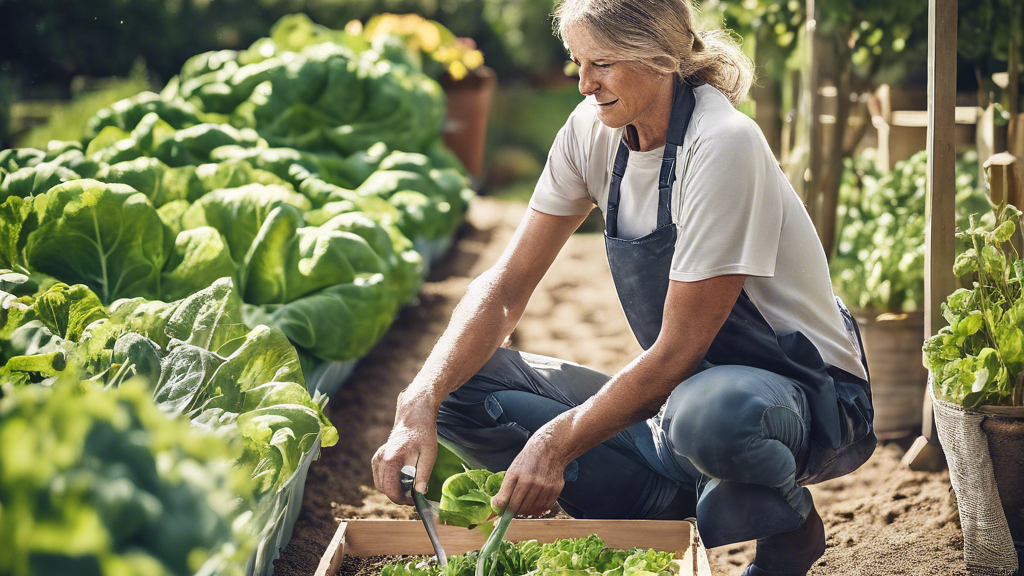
439, 66, 496, 183
979, 408, 1024, 559
853, 309, 929, 438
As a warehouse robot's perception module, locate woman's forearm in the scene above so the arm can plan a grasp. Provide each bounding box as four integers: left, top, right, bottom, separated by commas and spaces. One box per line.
535, 275, 746, 467
398, 268, 523, 417
539, 345, 700, 467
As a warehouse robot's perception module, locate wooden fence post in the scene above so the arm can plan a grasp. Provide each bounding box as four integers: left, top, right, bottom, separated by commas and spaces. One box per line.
918, 0, 958, 452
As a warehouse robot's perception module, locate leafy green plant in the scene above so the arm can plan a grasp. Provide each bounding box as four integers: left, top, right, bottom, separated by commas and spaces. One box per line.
0, 16, 478, 362
381, 534, 679, 576
162, 16, 448, 158
0, 377, 258, 576
924, 203, 1024, 408
831, 149, 992, 312
438, 468, 505, 527
0, 277, 339, 493
0, 144, 455, 362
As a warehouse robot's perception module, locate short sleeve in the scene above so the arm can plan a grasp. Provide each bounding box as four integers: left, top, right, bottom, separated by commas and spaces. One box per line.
670, 118, 783, 282
529, 114, 595, 217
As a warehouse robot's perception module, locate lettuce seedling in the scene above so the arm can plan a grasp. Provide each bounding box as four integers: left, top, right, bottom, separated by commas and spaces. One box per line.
438, 469, 505, 528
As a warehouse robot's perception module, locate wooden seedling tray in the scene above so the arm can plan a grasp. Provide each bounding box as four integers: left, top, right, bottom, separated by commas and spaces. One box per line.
315, 519, 712, 576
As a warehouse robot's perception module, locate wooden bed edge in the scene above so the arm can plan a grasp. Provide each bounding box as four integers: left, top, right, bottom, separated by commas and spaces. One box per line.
314, 520, 348, 576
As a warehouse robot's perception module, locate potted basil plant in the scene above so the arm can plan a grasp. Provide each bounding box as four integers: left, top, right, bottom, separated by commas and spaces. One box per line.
923, 202, 1024, 574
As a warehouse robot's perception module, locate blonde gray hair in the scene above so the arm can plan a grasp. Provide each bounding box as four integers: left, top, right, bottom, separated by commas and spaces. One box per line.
553, 0, 754, 106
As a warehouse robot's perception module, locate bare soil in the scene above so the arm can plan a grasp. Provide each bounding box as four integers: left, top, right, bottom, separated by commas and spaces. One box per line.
273, 198, 970, 576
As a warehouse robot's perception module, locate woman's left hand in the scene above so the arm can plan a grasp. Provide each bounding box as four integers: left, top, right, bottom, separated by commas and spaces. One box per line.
491, 429, 567, 517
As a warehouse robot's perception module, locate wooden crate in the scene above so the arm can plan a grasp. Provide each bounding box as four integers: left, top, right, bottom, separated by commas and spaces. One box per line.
315, 519, 712, 576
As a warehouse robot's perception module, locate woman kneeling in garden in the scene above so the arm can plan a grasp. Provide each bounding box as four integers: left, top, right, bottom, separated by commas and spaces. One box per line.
373, 1, 875, 574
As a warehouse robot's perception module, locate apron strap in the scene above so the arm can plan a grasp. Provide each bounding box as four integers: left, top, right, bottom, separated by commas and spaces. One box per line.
606, 142, 630, 238
657, 84, 695, 228
606, 82, 697, 236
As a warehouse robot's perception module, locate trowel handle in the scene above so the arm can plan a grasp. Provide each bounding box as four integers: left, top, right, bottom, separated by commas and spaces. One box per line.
400, 464, 416, 497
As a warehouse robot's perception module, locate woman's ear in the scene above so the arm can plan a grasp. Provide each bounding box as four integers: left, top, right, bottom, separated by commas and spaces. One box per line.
650, 56, 676, 77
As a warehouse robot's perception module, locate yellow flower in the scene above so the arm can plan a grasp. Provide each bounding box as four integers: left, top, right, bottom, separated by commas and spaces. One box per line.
435, 44, 456, 64
448, 61, 468, 81
462, 50, 484, 70
419, 25, 442, 53
345, 19, 363, 35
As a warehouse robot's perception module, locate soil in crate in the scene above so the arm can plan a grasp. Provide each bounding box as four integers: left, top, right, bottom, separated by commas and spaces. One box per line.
335, 555, 415, 576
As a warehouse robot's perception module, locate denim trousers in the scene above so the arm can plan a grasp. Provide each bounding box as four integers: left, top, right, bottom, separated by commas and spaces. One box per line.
436, 347, 815, 548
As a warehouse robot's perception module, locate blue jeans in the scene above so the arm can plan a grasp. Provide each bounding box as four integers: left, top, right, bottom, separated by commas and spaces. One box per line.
437, 348, 815, 548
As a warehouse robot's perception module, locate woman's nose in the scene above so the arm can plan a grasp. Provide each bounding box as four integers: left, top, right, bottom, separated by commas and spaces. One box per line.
578, 66, 599, 96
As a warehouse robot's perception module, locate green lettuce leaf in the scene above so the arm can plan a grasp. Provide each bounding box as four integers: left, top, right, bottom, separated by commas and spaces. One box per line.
241, 272, 394, 362
180, 183, 311, 264
109, 277, 248, 354
439, 469, 505, 528
242, 205, 361, 305
161, 227, 239, 302
97, 156, 202, 207
0, 196, 30, 269
26, 179, 166, 304
0, 160, 81, 201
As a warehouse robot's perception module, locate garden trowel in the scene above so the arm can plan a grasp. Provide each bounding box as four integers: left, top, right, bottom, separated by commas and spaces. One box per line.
400, 465, 448, 567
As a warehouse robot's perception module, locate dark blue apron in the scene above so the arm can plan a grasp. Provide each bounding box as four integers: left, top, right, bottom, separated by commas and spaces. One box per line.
603, 82, 875, 485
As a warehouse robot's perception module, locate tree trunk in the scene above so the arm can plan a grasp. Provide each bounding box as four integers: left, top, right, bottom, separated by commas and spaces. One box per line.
803, 0, 824, 221
753, 36, 783, 158
817, 43, 852, 259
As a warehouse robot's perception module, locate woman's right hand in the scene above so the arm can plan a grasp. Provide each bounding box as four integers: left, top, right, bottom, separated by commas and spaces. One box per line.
372, 397, 439, 506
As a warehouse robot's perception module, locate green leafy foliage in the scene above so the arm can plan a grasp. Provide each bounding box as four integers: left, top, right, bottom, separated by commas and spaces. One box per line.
159, 19, 447, 157
831, 150, 993, 312
26, 180, 166, 304
0, 377, 258, 576
0, 10, 478, 573
924, 204, 1024, 408
0, 277, 339, 493
0, 160, 81, 202
0, 147, 445, 361
380, 535, 679, 576
702, 0, 927, 84
438, 469, 506, 528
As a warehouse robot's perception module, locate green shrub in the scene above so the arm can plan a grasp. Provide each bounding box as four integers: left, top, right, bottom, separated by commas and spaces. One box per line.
831, 149, 992, 312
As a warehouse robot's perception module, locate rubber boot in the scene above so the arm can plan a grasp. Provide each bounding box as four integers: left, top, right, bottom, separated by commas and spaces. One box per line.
740, 503, 826, 576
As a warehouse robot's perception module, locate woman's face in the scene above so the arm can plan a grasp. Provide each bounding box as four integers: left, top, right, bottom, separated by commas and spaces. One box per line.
564, 26, 670, 131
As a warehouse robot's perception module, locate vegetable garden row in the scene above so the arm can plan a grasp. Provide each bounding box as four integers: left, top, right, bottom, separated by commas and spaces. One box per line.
0, 14, 477, 576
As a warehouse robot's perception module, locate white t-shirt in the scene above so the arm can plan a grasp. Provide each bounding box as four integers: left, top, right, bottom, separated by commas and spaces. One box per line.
529, 83, 868, 381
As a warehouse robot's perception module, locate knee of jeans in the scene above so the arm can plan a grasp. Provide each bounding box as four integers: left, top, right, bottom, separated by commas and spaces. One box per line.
666, 384, 775, 482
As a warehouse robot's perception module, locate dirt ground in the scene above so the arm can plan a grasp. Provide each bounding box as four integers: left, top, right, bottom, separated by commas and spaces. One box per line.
273, 197, 971, 576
